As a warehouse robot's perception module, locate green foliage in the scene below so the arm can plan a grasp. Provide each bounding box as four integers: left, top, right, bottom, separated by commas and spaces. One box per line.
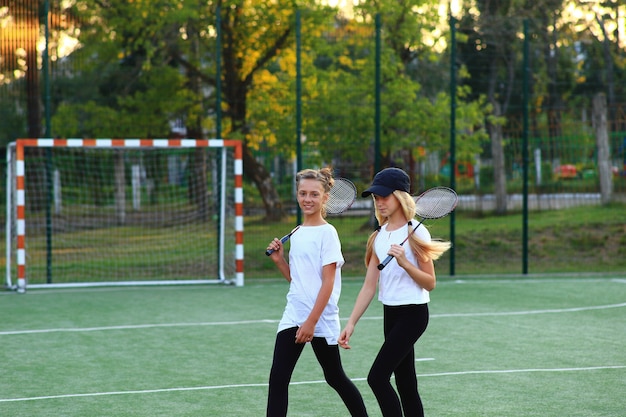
4, 0, 625, 222
45, 0, 212, 138
0, 93, 28, 146
52, 101, 120, 137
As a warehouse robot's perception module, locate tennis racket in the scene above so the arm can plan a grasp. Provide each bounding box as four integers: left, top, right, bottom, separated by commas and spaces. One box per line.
265, 178, 357, 256
377, 186, 458, 270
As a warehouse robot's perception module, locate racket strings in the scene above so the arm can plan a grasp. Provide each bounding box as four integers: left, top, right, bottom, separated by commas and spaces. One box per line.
377, 187, 457, 270
326, 179, 357, 214
414, 188, 458, 219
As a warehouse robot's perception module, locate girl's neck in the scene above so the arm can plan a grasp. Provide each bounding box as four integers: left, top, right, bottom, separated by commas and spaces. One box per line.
302, 214, 326, 227
385, 215, 409, 231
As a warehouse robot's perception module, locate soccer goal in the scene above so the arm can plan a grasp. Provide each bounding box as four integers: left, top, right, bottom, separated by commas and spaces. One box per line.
5, 138, 244, 293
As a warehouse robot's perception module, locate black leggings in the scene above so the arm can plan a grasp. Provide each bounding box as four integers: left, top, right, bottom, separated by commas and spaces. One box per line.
368, 303, 429, 417
266, 327, 368, 417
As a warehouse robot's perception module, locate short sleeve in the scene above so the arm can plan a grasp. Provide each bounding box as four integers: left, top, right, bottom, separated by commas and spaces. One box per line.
414, 223, 432, 243
320, 225, 345, 269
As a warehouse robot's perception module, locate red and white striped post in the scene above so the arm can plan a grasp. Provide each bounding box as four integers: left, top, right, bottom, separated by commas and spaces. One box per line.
14, 138, 244, 292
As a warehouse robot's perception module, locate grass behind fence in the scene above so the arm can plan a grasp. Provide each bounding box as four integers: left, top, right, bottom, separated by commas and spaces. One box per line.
1, 275, 624, 416
248, 203, 626, 278
2, 203, 625, 285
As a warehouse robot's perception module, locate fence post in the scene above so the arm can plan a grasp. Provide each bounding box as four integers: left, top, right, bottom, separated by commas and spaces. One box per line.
295, 9, 302, 225
449, 15, 457, 276
522, 19, 530, 275
375, 13, 381, 174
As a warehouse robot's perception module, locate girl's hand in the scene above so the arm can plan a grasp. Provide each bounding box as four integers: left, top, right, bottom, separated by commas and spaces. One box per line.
266, 238, 284, 258
295, 320, 315, 344
388, 243, 409, 268
338, 325, 354, 349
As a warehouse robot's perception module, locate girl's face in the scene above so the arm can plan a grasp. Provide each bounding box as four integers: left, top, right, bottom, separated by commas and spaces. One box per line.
373, 193, 400, 218
297, 179, 328, 216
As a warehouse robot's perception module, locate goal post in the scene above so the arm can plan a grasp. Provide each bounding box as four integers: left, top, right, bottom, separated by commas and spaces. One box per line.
5, 138, 244, 292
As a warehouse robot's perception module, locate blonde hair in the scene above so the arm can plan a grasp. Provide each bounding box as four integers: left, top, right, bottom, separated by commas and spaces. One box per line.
365, 190, 452, 267
295, 167, 334, 218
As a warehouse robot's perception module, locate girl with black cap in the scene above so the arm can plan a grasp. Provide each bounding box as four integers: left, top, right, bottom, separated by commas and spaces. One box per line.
338, 167, 451, 417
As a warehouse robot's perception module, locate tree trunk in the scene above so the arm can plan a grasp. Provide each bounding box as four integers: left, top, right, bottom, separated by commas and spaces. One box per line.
218, 5, 289, 221
485, 46, 507, 215
241, 144, 285, 221
595, 14, 616, 131
592, 93, 613, 205
225, 65, 285, 221
489, 101, 507, 214
228, 93, 285, 220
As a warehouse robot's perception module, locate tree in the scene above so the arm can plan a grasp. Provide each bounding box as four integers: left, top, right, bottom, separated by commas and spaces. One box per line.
43, 0, 488, 220
457, 0, 526, 213
0, 0, 81, 211
48, 0, 340, 221
51, 0, 206, 220
455, 0, 597, 212
573, 0, 626, 132
354, 0, 489, 186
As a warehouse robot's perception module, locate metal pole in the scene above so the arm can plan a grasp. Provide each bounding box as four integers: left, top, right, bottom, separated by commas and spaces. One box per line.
296, 9, 302, 224
374, 14, 381, 173
43, 0, 51, 136
216, 6, 223, 278
449, 16, 457, 276
216, 6, 222, 138
43, 0, 53, 283
6, 143, 15, 289
522, 20, 530, 274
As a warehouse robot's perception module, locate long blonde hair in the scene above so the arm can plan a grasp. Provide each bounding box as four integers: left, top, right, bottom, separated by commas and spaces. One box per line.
295, 167, 334, 218
365, 190, 452, 267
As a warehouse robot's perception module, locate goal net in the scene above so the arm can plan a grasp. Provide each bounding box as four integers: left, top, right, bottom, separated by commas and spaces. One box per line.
5, 139, 244, 292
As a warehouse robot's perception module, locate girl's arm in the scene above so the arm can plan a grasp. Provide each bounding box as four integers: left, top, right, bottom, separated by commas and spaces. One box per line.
267, 237, 291, 282
338, 257, 380, 349
295, 263, 336, 343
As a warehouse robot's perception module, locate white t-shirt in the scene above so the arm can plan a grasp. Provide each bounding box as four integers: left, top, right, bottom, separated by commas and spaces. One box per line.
374, 222, 432, 306
277, 223, 345, 345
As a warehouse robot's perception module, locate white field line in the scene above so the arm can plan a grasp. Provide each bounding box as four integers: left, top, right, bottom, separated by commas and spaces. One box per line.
427, 302, 626, 318
0, 365, 624, 403
0, 276, 623, 298
1, 303, 625, 336
0, 319, 279, 336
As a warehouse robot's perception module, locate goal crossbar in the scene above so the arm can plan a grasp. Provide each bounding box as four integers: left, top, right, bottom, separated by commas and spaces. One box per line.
6, 138, 244, 292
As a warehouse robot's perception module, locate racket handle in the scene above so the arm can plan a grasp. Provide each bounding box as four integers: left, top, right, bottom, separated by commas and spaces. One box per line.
377, 255, 394, 270
265, 234, 292, 256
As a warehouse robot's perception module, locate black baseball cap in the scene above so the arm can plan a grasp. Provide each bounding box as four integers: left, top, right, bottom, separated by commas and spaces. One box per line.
362, 167, 411, 197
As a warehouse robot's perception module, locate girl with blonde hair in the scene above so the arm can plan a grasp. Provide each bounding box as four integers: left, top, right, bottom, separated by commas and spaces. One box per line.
266, 167, 368, 417
339, 167, 451, 417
